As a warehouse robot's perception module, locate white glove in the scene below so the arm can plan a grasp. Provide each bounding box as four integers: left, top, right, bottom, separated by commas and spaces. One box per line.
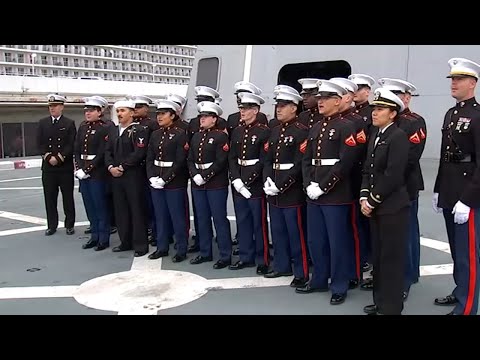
232, 178, 245, 193
149, 176, 158, 186
432, 193, 442, 214
306, 182, 324, 200
75, 169, 89, 180
263, 177, 279, 196
452, 201, 470, 225
156, 178, 166, 188
193, 174, 206, 186
239, 187, 252, 199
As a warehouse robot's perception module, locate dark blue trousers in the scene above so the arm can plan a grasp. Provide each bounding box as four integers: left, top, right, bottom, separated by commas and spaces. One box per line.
79, 179, 110, 246
443, 208, 480, 315
307, 203, 353, 295
151, 188, 189, 256
269, 204, 309, 279
233, 195, 270, 265
192, 188, 231, 261
191, 187, 213, 246
349, 202, 363, 281
405, 197, 420, 291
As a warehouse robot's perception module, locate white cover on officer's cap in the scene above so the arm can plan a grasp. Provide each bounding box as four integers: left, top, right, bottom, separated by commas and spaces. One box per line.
47, 93, 66, 104
298, 78, 321, 90
447, 57, 480, 79
234, 81, 262, 95
273, 85, 298, 95
167, 93, 186, 109
316, 80, 348, 97
371, 88, 405, 113
128, 95, 153, 106
90, 95, 109, 108
274, 89, 303, 105
156, 100, 181, 113
113, 100, 136, 109
83, 97, 105, 108
377, 78, 416, 94
195, 86, 220, 99
197, 101, 223, 116
330, 78, 358, 93
238, 92, 265, 106
348, 74, 376, 88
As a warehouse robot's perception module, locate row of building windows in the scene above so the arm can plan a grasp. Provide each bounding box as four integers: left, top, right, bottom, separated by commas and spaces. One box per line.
4, 45, 196, 58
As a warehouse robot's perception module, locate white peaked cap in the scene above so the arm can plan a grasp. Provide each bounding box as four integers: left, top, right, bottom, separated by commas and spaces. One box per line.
238, 92, 265, 106
348, 74, 376, 87
47, 94, 66, 103
83, 97, 105, 108
330, 77, 359, 93
167, 93, 187, 109
377, 78, 416, 94
234, 81, 262, 95
372, 88, 405, 113
156, 100, 181, 114
195, 86, 220, 99
447, 57, 480, 79
298, 78, 321, 91
316, 80, 348, 97
127, 95, 153, 105
90, 95, 109, 108
114, 100, 136, 109
197, 101, 223, 116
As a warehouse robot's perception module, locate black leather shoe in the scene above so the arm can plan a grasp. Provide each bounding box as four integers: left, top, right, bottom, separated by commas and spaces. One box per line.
45, 229, 56, 236
110, 227, 117, 234
190, 255, 213, 264
295, 284, 328, 294
349, 279, 359, 289
66, 228, 75, 235
213, 259, 231, 269
434, 294, 458, 306
363, 304, 378, 314
264, 271, 293, 278
172, 254, 187, 263
82, 240, 97, 249
290, 277, 309, 288
256, 265, 270, 275
330, 293, 346, 305
134, 250, 148, 257
360, 278, 374, 291
94, 244, 108, 251
148, 250, 168, 259
229, 261, 256, 270
187, 245, 200, 254
84, 226, 91, 234
112, 245, 131, 252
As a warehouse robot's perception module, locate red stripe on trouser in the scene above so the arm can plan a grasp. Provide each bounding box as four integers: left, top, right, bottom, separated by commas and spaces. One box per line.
184, 190, 190, 240
296, 207, 309, 278
464, 209, 477, 315
261, 197, 269, 265
350, 203, 361, 280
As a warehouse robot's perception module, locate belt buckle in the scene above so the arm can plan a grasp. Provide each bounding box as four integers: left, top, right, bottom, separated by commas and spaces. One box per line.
240, 160, 247, 166
273, 163, 280, 170
314, 159, 321, 166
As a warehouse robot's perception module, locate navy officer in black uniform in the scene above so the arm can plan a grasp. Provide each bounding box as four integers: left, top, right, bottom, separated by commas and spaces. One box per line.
298, 78, 322, 130
147, 99, 190, 263
36, 94, 77, 236
187, 101, 232, 269
228, 92, 271, 274
74, 96, 110, 251
361, 88, 410, 315
105, 99, 149, 257
433, 57, 480, 315
298, 80, 358, 305
263, 86, 310, 287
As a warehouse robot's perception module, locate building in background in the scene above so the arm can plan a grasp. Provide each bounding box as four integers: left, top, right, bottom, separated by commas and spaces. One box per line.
0, 45, 196, 159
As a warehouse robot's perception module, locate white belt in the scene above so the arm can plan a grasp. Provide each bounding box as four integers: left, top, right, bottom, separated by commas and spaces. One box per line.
238, 159, 259, 166
311, 158, 340, 166
195, 162, 213, 170
273, 163, 294, 170
80, 155, 96, 160
154, 160, 173, 167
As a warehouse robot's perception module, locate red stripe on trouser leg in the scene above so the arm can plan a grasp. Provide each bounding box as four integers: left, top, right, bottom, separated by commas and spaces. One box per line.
351, 203, 361, 280
464, 209, 477, 315
184, 190, 190, 240
296, 207, 309, 278
261, 197, 269, 265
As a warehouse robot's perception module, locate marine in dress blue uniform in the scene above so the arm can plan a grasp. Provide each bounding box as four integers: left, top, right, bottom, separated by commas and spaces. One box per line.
298, 78, 323, 130
228, 92, 271, 275
263, 87, 310, 288
187, 101, 232, 269
297, 80, 359, 305
74, 97, 111, 251
146, 100, 190, 263
433, 58, 480, 315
